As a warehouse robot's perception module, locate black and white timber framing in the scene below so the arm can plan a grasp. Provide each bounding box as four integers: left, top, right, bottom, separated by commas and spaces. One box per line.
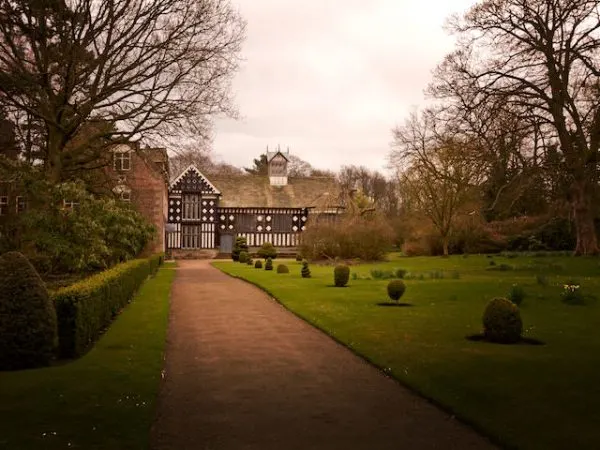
166, 165, 309, 251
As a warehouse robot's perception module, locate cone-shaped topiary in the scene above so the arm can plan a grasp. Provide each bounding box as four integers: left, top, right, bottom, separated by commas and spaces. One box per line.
277, 264, 289, 274
265, 257, 273, 271
232, 237, 249, 261
0, 251, 57, 370
254, 260, 263, 269
301, 261, 311, 278
239, 251, 249, 264
387, 280, 406, 302
334, 264, 350, 287
483, 297, 523, 344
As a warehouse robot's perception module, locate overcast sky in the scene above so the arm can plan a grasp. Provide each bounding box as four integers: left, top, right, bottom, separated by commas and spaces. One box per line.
212, 0, 478, 174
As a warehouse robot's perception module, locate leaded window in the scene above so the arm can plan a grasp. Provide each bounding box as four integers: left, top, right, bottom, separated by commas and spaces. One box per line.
182, 194, 201, 220
114, 151, 131, 171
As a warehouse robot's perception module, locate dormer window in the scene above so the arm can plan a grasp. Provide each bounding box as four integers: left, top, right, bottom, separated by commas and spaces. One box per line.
63, 200, 79, 210
114, 150, 131, 171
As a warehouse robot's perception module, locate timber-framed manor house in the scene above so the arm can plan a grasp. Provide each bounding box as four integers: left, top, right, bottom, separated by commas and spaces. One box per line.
164, 149, 341, 257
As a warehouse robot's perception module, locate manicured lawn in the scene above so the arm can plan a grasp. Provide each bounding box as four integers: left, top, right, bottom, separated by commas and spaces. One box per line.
0, 263, 176, 450
215, 254, 600, 450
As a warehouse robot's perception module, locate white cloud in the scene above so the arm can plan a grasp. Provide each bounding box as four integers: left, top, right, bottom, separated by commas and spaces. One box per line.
213, 0, 478, 174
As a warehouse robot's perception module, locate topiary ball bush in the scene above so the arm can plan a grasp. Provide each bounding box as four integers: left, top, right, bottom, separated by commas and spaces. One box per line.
301, 261, 311, 278
387, 279, 406, 302
334, 264, 350, 287
254, 260, 263, 269
265, 257, 273, 271
0, 251, 58, 370
277, 264, 289, 274
238, 251, 249, 264
257, 242, 277, 260
482, 297, 523, 344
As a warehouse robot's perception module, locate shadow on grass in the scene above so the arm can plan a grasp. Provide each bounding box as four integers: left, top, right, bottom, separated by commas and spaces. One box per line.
376, 302, 413, 307
466, 334, 545, 346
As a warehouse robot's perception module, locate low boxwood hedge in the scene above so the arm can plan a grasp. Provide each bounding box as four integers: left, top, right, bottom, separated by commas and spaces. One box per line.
53, 254, 163, 358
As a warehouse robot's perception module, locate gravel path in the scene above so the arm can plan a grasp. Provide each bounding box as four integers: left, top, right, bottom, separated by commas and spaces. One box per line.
150, 260, 497, 450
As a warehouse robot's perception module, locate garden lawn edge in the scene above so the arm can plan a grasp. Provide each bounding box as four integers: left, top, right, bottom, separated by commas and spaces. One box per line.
214, 266, 509, 450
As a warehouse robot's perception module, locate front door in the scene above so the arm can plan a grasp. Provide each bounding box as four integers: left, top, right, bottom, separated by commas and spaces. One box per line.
220, 234, 233, 254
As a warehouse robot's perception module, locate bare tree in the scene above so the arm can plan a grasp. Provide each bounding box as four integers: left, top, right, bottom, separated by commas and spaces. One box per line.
392, 110, 483, 256
441, 0, 600, 254
0, 0, 245, 182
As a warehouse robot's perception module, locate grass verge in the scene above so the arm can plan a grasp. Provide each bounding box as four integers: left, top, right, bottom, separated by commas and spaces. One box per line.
214, 255, 600, 450
0, 262, 176, 450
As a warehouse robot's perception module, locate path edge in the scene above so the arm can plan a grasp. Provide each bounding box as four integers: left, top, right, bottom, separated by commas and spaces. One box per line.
212, 263, 509, 450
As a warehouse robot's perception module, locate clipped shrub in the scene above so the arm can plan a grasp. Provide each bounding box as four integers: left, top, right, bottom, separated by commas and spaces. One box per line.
387, 280, 406, 302
53, 254, 162, 358
482, 297, 523, 344
254, 260, 263, 269
334, 264, 350, 287
232, 237, 249, 262
301, 261, 311, 278
395, 268, 407, 279
247, 258, 254, 266
295, 254, 303, 262
238, 251, 249, 264
486, 263, 513, 271
277, 264, 289, 274
0, 251, 58, 370
265, 257, 273, 271
508, 284, 526, 306
257, 242, 277, 260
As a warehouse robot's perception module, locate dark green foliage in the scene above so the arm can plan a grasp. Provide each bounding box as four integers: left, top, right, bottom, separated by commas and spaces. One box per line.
264, 257, 273, 271
276, 264, 289, 274
238, 250, 249, 264
334, 264, 350, 287
52, 254, 163, 358
0, 181, 154, 275
483, 297, 523, 344
246, 258, 253, 266
387, 279, 406, 302
451, 271, 461, 279
489, 260, 496, 266
0, 251, 57, 370
508, 284, 526, 306
257, 242, 277, 259
254, 260, 263, 269
301, 261, 311, 278
231, 237, 249, 262
295, 254, 303, 262
395, 268, 407, 279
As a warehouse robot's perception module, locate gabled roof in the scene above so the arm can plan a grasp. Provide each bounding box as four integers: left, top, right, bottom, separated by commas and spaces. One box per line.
208, 174, 341, 208
169, 164, 221, 194
267, 150, 289, 162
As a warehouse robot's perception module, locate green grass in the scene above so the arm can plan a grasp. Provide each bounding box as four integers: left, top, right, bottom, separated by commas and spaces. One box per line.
0, 262, 176, 450
215, 254, 600, 450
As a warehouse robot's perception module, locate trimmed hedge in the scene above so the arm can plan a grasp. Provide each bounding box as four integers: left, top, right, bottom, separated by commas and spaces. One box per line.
53, 254, 163, 358
334, 265, 350, 287
277, 264, 289, 274
482, 297, 523, 344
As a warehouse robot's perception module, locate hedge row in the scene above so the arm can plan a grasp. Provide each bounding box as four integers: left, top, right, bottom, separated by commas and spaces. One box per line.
53, 254, 164, 358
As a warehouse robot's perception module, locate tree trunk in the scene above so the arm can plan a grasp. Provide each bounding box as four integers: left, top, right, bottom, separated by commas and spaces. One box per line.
45, 127, 63, 183
442, 235, 450, 257
572, 179, 598, 255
